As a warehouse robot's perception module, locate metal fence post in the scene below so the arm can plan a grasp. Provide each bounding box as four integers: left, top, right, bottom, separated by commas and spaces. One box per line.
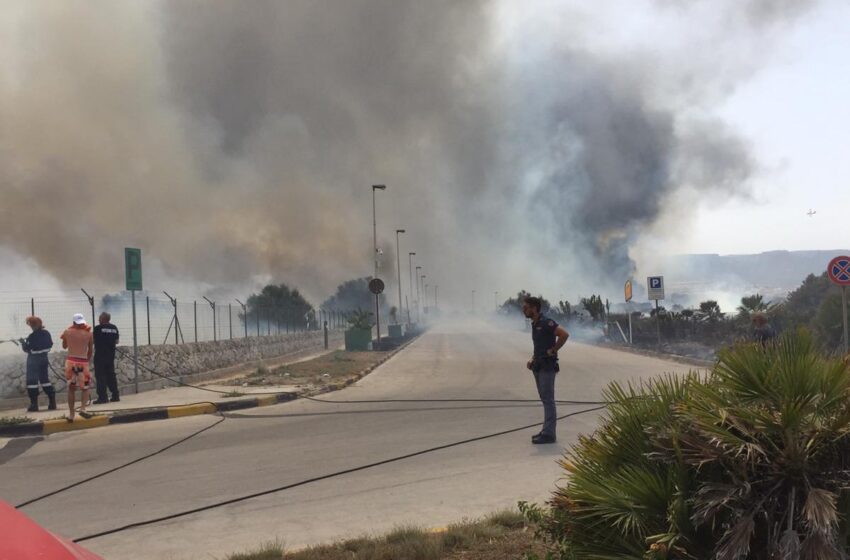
194, 300, 198, 343
146, 296, 151, 345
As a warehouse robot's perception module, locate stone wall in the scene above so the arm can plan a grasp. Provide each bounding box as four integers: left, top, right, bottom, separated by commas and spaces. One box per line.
0, 331, 344, 400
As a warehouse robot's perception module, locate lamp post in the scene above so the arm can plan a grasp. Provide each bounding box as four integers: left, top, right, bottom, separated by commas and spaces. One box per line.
415, 265, 422, 320
408, 252, 416, 323
495, 291, 499, 311
372, 185, 386, 278
395, 229, 405, 324
434, 285, 438, 311
424, 284, 429, 313
421, 274, 426, 315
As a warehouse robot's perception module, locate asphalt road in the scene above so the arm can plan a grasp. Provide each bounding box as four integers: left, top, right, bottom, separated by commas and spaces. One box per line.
0, 320, 698, 559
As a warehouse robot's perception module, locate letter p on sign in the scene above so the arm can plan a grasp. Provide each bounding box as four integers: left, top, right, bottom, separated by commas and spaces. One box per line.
125, 248, 143, 291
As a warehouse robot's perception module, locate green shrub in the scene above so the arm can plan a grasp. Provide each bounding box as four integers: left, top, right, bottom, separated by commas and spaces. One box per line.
527, 330, 850, 559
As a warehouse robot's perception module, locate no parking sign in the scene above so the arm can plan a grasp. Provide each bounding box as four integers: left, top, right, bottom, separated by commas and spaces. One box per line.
827, 256, 850, 354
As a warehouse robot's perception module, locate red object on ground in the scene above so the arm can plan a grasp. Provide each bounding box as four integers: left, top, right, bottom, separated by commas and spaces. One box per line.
0, 500, 103, 560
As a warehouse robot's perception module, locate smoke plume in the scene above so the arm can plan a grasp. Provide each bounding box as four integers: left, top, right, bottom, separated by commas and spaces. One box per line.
0, 0, 823, 304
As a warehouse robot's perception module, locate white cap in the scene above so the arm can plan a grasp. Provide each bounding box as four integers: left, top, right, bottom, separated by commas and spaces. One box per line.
73, 313, 87, 325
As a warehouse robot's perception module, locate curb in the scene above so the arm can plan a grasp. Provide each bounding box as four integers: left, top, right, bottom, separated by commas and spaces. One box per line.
0, 334, 421, 438
596, 342, 715, 368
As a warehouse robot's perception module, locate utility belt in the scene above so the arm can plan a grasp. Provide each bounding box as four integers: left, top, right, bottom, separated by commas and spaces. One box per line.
29, 349, 50, 355
531, 355, 559, 373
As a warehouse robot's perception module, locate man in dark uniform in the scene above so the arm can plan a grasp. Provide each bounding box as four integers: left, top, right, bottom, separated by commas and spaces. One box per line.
20, 316, 56, 412
93, 312, 120, 404
522, 296, 569, 444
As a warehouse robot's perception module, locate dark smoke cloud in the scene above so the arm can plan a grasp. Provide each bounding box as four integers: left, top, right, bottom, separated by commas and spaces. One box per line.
0, 0, 823, 304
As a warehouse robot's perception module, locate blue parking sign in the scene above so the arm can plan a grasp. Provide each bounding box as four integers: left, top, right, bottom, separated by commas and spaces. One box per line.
647, 276, 665, 300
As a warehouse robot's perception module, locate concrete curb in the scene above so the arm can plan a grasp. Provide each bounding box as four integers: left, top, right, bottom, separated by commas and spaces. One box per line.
0, 334, 420, 438
596, 342, 715, 368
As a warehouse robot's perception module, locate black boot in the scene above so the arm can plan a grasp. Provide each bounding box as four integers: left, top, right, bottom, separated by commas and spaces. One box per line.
44, 386, 57, 411
26, 388, 39, 412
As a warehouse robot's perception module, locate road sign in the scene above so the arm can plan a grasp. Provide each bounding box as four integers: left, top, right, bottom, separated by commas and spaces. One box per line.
624, 280, 633, 302
647, 276, 664, 300
125, 248, 142, 291
827, 256, 850, 286
369, 277, 385, 295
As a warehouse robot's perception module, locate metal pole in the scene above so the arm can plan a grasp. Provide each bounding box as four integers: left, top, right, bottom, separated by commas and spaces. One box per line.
371, 185, 386, 278
415, 266, 421, 320
842, 286, 848, 355
375, 293, 381, 346
408, 253, 415, 323
31, 297, 34, 316
132, 290, 139, 394
236, 299, 247, 338
81, 288, 95, 326
229, 303, 233, 339
256, 306, 260, 336
324, 320, 329, 349
174, 298, 179, 346
435, 285, 438, 311
395, 229, 405, 323
628, 304, 633, 345
655, 299, 661, 347
472, 289, 475, 314
146, 296, 151, 345
193, 301, 198, 343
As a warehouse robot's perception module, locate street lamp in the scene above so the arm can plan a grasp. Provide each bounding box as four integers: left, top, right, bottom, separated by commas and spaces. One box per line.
395, 229, 405, 324
415, 266, 422, 320
372, 185, 386, 278
408, 252, 416, 323
421, 275, 427, 314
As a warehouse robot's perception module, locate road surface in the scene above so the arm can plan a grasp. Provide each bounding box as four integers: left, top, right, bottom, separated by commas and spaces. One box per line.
0, 320, 698, 559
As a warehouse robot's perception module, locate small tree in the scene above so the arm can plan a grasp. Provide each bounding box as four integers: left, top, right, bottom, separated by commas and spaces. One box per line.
737, 293, 768, 320
581, 295, 605, 321
698, 300, 724, 322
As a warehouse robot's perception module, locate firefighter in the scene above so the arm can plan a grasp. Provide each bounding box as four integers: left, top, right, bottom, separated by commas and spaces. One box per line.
20, 316, 56, 412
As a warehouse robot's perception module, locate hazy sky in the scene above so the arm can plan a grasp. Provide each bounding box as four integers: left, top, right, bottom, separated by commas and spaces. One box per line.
1, 0, 848, 305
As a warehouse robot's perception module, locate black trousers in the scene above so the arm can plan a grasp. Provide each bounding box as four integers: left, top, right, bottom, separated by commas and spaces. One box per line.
94, 358, 119, 400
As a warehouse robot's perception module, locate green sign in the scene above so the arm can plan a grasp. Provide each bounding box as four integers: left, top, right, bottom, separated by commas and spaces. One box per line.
125, 248, 143, 291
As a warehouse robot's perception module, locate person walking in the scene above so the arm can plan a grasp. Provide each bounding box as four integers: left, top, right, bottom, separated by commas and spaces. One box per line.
93, 312, 120, 404
60, 313, 94, 421
19, 316, 56, 412
522, 296, 569, 444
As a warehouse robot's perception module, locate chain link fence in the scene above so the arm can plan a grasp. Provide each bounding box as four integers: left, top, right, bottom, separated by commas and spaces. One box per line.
0, 292, 353, 356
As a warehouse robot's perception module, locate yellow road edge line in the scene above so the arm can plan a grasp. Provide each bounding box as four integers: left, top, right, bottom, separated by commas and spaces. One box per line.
167, 403, 217, 418
43, 414, 110, 434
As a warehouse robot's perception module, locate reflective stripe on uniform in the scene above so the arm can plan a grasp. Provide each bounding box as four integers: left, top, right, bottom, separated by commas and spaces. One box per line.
30, 349, 50, 354
26, 384, 39, 388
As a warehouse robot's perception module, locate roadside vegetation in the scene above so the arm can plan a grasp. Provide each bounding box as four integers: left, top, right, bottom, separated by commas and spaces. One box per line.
522, 330, 850, 558
504, 271, 849, 359
0, 415, 35, 425
229, 350, 390, 388
224, 510, 545, 560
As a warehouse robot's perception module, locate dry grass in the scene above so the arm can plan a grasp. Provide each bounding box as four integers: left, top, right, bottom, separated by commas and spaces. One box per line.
232, 350, 390, 388
224, 510, 546, 560
0, 415, 35, 425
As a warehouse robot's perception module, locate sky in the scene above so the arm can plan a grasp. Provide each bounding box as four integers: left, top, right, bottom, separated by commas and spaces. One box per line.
0, 0, 848, 307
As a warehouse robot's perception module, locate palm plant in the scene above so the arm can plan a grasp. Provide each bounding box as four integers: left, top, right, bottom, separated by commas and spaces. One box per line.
530, 330, 850, 559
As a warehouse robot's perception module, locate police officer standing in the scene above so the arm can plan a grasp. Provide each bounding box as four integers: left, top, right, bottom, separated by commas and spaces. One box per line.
20, 316, 56, 412
522, 296, 569, 444
93, 312, 120, 404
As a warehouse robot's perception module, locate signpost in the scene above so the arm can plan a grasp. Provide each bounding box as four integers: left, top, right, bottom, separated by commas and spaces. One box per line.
647, 276, 665, 347
369, 278, 385, 346
827, 256, 850, 354
625, 280, 633, 344
125, 248, 142, 393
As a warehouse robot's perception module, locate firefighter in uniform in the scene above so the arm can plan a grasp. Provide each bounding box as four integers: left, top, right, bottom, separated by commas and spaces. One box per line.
522, 296, 569, 444
20, 316, 56, 412
93, 312, 120, 403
